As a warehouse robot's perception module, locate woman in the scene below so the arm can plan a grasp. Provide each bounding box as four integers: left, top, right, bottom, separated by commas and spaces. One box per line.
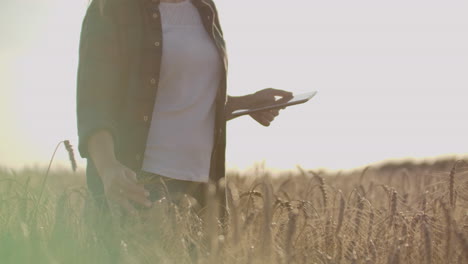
77, 0, 293, 216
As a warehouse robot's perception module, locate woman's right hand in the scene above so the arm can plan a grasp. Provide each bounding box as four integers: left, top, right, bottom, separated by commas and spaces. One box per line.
99, 161, 152, 215
87, 130, 152, 215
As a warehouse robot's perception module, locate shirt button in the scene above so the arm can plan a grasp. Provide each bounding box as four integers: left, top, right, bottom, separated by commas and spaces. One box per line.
143, 115, 149, 122
154, 41, 160, 47
152, 13, 158, 19
150, 78, 156, 85
135, 154, 141, 161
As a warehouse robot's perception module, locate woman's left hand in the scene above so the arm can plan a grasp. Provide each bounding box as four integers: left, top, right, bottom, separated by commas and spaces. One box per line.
248, 88, 293, 127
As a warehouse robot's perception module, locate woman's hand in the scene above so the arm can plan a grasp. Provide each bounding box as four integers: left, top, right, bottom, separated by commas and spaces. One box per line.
99, 161, 152, 215
88, 130, 152, 215
248, 88, 293, 126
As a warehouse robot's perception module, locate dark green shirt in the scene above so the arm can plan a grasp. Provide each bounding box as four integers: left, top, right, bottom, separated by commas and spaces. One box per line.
76, 0, 228, 200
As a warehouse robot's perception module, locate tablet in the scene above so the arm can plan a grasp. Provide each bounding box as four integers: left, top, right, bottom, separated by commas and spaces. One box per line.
231, 91, 318, 118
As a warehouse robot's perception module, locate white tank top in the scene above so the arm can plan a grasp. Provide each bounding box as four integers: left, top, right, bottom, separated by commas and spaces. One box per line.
142, 0, 222, 183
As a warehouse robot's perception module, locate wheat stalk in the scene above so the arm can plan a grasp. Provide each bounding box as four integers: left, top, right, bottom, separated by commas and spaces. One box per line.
448, 160, 460, 208
30, 140, 74, 223
310, 170, 328, 210
367, 207, 375, 243
359, 166, 371, 185
355, 194, 364, 236
368, 239, 377, 264
454, 229, 468, 261
285, 207, 299, 263
389, 189, 398, 229
422, 220, 432, 264
439, 200, 453, 262
63, 140, 77, 172
335, 235, 343, 264
335, 190, 346, 237
261, 181, 273, 259
421, 190, 428, 213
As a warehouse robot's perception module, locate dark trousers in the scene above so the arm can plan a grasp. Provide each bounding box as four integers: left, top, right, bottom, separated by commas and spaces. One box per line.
136, 170, 208, 211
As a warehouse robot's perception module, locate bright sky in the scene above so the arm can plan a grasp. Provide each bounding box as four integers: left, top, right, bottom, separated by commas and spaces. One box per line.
1, 0, 467, 172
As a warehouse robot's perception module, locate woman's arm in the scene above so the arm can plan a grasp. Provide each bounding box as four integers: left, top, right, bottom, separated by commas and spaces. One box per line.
77, 3, 150, 213
88, 130, 151, 214
76, 2, 123, 159
225, 94, 255, 121
225, 88, 293, 125
88, 130, 118, 174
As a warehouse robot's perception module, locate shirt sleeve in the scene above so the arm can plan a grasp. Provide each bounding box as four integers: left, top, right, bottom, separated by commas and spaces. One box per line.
76, 2, 124, 159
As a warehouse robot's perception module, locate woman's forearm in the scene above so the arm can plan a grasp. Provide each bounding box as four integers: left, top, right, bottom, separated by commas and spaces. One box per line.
225, 94, 254, 120
88, 129, 119, 175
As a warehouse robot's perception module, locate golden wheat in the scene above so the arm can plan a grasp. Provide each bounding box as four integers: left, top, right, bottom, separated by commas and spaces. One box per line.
0, 158, 467, 263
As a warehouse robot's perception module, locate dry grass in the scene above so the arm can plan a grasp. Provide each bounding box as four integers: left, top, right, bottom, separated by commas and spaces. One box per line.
0, 158, 467, 263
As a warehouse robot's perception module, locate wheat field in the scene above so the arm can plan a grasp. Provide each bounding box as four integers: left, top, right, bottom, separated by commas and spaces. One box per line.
0, 156, 467, 264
